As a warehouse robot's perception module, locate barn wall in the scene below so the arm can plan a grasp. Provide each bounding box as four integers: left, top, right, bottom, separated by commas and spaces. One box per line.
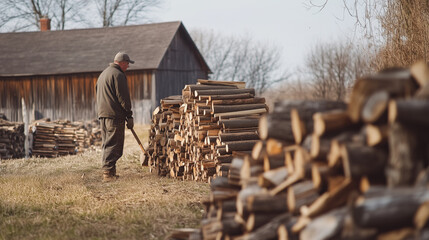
155, 28, 209, 104
0, 70, 152, 123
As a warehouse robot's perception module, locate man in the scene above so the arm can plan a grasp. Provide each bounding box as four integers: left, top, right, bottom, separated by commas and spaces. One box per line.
96, 52, 134, 181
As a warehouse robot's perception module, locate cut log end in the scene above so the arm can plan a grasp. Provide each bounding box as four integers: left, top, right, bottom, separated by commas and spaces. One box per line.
388, 100, 398, 124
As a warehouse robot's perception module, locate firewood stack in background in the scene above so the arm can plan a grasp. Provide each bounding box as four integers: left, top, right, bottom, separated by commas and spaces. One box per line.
31, 120, 60, 157
0, 119, 25, 159
73, 119, 102, 151
31, 119, 102, 158
146, 79, 268, 181
167, 62, 429, 240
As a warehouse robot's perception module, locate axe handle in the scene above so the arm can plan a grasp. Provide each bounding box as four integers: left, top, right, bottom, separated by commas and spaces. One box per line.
130, 128, 147, 155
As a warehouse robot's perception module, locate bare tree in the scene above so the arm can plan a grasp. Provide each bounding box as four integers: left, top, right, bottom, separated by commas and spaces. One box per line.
93, 0, 164, 27
191, 29, 290, 94
0, 0, 87, 31
0, 0, 163, 31
309, 0, 429, 69
300, 40, 372, 101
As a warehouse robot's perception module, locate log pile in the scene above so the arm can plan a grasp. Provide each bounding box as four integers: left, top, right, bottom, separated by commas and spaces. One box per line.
31, 118, 102, 158
168, 62, 429, 240
146, 79, 268, 181
146, 95, 183, 176
0, 119, 25, 159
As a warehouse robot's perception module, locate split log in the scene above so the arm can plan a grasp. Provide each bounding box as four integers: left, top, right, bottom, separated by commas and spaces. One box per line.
220, 119, 260, 129
212, 104, 267, 114
365, 124, 388, 147
352, 187, 429, 229
347, 69, 419, 122
310, 133, 332, 161
300, 207, 348, 240
219, 132, 259, 143
341, 142, 387, 180
265, 138, 286, 156
240, 156, 264, 183
269, 147, 311, 195
234, 213, 291, 240
214, 108, 267, 118
258, 114, 294, 142
236, 184, 265, 217
246, 213, 282, 232
225, 140, 259, 153
387, 122, 424, 187
388, 99, 429, 127
197, 79, 246, 88
216, 155, 233, 164
205, 93, 254, 100
211, 97, 265, 106
250, 140, 266, 161
263, 153, 285, 171
313, 109, 353, 136
410, 60, 429, 87
277, 217, 299, 240
300, 178, 356, 219
210, 176, 240, 191
415, 201, 429, 230
258, 167, 289, 188
293, 147, 312, 180
245, 193, 288, 213
327, 130, 364, 168
361, 90, 389, 123
311, 162, 329, 192
291, 100, 347, 144
287, 180, 319, 214
269, 173, 302, 196
187, 83, 237, 93
194, 88, 255, 98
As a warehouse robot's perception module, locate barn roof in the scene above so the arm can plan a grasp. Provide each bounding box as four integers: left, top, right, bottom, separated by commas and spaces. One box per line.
0, 21, 210, 77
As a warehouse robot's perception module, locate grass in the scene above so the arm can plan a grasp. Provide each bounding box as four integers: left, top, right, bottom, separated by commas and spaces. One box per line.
0, 125, 210, 240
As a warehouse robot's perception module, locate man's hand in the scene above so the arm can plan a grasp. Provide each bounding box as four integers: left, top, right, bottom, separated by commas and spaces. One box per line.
126, 117, 134, 129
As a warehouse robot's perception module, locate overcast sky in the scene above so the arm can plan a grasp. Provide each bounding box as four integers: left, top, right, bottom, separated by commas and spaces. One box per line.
155, 0, 362, 71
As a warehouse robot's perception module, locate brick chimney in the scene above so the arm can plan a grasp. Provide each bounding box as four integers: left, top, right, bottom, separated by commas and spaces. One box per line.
40, 17, 51, 31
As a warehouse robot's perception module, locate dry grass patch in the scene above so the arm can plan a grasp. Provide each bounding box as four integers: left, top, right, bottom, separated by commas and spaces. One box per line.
0, 125, 209, 240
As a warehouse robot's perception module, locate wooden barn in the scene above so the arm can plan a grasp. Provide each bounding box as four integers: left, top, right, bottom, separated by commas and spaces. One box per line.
0, 21, 211, 124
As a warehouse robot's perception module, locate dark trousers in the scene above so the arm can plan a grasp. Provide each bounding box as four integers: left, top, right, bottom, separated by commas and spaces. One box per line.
100, 118, 125, 172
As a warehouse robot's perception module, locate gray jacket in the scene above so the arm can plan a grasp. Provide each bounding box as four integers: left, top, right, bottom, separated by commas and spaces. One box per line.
96, 63, 132, 120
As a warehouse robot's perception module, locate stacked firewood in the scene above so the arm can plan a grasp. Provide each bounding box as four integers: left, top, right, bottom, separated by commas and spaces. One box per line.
73, 119, 102, 151
168, 62, 429, 240
146, 79, 268, 181
146, 95, 183, 176
0, 119, 25, 159
31, 119, 102, 158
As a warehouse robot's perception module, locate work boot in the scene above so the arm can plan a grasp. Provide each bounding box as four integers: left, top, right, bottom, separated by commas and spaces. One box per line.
102, 169, 119, 182
112, 167, 120, 178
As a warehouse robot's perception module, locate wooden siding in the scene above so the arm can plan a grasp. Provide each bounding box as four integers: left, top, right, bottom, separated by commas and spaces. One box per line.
156, 27, 209, 103
0, 70, 152, 123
